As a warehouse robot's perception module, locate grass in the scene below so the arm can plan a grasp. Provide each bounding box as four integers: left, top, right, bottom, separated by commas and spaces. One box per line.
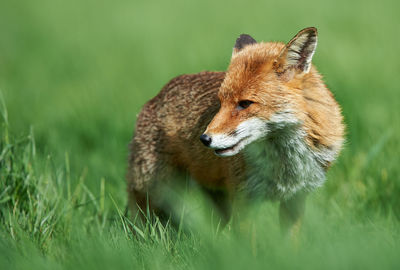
1, 0, 400, 268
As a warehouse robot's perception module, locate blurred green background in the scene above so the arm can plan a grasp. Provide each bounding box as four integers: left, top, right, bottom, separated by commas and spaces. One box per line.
1, 0, 400, 269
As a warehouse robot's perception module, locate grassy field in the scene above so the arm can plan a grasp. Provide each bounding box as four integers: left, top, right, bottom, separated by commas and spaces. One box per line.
1, 0, 400, 269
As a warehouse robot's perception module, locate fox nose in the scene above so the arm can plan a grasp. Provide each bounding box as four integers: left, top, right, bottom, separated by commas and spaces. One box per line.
200, 134, 212, 147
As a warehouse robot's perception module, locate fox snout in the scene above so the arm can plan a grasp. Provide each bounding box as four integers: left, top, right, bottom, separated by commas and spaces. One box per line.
199, 132, 242, 157
201, 117, 269, 157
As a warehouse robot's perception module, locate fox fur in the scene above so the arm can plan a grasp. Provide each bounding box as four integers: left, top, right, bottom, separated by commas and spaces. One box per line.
127, 27, 344, 228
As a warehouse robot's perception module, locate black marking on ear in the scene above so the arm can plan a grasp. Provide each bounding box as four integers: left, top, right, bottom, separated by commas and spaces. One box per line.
234, 34, 257, 51
284, 27, 318, 73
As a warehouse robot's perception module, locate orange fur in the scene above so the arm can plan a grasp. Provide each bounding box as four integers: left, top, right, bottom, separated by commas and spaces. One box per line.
127, 28, 344, 227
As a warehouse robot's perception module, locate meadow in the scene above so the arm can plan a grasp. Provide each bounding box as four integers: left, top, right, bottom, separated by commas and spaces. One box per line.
1, 0, 400, 269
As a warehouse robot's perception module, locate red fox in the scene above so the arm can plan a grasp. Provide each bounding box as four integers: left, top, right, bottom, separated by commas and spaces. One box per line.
127, 27, 344, 232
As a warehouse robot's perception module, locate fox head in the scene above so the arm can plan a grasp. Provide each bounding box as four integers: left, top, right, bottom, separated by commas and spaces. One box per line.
200, 27, 319, 157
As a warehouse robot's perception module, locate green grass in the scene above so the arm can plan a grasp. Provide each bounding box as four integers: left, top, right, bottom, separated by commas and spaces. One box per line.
1, 0, 400, 269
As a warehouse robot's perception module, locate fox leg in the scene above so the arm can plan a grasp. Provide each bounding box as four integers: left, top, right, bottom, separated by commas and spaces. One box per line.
127, 138, 174, 223
127, 172, 176, 224
203, 188, 232, 225
279, 192, 307, 240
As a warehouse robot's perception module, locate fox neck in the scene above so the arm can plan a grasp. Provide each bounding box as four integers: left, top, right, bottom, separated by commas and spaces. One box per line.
242, 121, 327, 200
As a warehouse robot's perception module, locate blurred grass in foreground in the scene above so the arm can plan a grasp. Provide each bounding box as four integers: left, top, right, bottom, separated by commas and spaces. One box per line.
0, 119, 399, 270
1, 0, 400, 268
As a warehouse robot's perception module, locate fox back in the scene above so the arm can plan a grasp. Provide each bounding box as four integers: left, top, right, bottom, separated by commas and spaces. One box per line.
127, 27, 344, 220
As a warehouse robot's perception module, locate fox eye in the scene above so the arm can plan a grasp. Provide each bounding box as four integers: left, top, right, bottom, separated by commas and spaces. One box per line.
237, 100, 254, 110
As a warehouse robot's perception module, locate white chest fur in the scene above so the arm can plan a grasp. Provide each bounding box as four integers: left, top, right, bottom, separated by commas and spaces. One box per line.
242, 127, 333, 200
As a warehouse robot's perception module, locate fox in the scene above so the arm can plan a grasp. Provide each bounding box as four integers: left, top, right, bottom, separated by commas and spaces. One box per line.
127, 27, 344, 233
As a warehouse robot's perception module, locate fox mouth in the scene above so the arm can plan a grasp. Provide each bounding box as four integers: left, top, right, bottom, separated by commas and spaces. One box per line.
214, 136, 251, 157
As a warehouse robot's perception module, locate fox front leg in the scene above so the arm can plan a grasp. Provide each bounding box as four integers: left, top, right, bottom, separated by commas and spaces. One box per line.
279, 192, 307, 240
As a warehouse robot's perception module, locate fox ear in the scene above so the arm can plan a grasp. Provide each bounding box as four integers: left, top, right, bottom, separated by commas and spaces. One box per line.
275, 27, 318, 75
233, 34, 257, 54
